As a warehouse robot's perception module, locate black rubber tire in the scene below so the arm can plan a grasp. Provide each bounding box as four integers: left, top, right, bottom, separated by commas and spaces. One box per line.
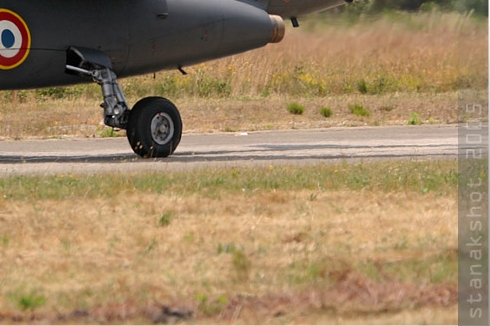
126, 97, 182, 158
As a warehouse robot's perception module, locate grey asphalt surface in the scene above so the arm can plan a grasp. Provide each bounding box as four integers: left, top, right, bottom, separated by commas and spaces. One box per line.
0, 125, 459, 175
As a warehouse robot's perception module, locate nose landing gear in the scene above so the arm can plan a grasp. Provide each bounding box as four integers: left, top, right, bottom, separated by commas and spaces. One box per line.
65, 47, 182, 158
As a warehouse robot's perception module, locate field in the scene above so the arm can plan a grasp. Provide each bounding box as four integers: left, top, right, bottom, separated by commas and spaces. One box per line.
0, 160, 459, 324
0, 9, 487, 325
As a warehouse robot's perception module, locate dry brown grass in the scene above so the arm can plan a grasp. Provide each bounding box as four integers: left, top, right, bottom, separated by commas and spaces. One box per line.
194, 11, 486, 96
0, 92, 466, 139
0, 186, 457, 323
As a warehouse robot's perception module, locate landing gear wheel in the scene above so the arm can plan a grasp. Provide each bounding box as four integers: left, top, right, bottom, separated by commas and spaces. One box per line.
126, 97, 182, 158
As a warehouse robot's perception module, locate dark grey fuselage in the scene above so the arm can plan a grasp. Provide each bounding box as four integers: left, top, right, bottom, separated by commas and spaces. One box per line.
0, 0, 347, 90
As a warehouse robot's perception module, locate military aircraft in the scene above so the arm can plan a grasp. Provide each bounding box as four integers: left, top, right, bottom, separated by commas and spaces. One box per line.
0, 0, 352, 158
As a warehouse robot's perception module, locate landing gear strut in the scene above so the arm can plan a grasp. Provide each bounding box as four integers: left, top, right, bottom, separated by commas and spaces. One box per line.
65, 47, 182, 158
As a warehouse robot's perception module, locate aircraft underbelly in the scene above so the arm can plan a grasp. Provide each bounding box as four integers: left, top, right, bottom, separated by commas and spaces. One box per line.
123, 0, 276, 77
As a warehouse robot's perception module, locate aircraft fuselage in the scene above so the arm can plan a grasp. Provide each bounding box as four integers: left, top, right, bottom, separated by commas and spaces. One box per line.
1, 0, 289, 89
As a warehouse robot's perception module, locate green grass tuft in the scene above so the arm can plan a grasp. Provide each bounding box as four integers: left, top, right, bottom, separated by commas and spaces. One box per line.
319, 107, 333, 118
158, 212, 173, 227
286, 102, 305, 115
348, 104, 370, 117
408, 112, 422, 125
357, 79, 368, 94
8, 290, 47, 312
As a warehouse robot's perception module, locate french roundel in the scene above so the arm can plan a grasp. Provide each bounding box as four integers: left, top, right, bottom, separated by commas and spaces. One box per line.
0, 9, 31, 70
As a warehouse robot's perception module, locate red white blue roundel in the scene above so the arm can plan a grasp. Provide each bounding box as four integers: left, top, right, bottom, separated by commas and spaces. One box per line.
0, 9, 31, 70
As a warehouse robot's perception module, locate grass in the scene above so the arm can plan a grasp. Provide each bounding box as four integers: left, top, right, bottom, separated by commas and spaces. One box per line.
319, 107, 333, 118
348, 103, 371, 117
286, 102, 305, 115
9, 291, 47, 313
408, 112, 423, 125
0, 160, 459, 323
0, 92, 468, 138
0, 160, 457, 200
158, 212, 173, 227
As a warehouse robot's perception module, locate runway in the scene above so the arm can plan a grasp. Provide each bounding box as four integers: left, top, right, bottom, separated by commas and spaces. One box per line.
0, 125, 458, 175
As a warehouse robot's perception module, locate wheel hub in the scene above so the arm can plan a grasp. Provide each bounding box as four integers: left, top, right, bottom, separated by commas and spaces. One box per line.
151, 112, 174, 145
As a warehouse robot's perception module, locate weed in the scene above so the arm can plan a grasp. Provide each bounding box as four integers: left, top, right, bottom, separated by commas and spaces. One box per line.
408, 112, 422, 125
232, 250, 251, 282
309, 192, 318, 201
382, 250, 458, 284
307, 262, 328, 282
145, 238, 158, 254
97, 126, 122, 138
394, 236, 409, 250
195, 292, 208, 308
195, 293, 228, 316
217, 242, 238, 254
348, 104, 370, 117
286, 102, 305, 115
158, 212, 172, 227
223, 126, 238, 132
61, 239, 71, 253
158, 75, 179, 95
36, 87, 70, 100
197, 77, 231, 98
183, 232, 194, 242
2, 235, 8, 246
357, 79, 368, 94
19, 294, 46, 312
261, 88, 271, 97
373, 75, 389, 94
319, 107, 333, 118
9, 290, 47, 312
